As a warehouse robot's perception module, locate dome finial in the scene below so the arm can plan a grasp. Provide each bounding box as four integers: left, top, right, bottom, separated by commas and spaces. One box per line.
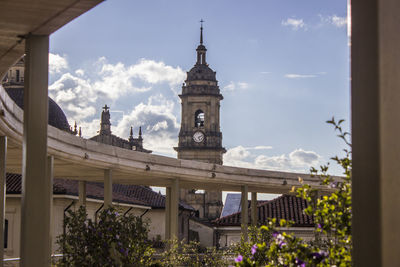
200, 19, 204, 44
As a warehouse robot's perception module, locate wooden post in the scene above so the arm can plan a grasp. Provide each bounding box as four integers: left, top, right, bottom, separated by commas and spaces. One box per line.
0, 136, 6, 267
104, 170, 112, 208
241, 185, 248, 241
20, 34, 51, 267
251, 192, 257, 226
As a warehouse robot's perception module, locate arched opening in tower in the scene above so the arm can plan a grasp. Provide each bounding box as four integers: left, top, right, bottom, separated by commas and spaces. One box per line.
195, 109, 205, 127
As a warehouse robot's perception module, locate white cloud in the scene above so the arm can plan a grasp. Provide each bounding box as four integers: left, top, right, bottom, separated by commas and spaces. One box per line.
223, 81, 250, 92
49, 72, 98, 121
224, 146, 321, 173
48, 56, 185, 130
251, 146, 273, 150
114, 94, 180, 156
260, 71, 271, 74
282, 18, 305, 30
75, 69, 85, 76
285, 74, 317, 79
319, 14, 347, 28
225, 146, 251, 161
331, 15, 347, 28
49, 53, 68, 74
91, 58, 185, 100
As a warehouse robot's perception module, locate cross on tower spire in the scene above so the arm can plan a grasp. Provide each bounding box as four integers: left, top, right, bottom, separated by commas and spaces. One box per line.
103, 104, 110, 111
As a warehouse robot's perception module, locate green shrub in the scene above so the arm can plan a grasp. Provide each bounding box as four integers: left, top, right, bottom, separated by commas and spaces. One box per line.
56, 206, 155, 266
234, 118, 352, 266
157, 239, 231, 266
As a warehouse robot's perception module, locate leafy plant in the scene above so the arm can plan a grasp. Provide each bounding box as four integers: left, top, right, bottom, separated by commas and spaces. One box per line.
234, 118, 352, 266
56, 206, 155, 266
157, 239, 231, 266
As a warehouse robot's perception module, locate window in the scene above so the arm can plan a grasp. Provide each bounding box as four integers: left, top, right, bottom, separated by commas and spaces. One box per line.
195, 109, 204, 127
16, 70, 20, 82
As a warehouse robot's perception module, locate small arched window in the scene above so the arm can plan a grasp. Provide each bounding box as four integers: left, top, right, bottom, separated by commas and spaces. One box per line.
195, 110, 204, 127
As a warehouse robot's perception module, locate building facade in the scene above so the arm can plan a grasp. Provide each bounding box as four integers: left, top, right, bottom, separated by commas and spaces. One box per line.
175, 25, 226, 221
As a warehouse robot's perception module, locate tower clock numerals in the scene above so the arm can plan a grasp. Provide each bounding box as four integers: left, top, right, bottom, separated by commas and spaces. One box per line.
193, 131, 205, 143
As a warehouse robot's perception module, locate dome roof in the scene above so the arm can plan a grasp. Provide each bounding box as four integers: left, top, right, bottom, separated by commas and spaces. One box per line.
5, 87, 71, 132
186, 64, 216, 82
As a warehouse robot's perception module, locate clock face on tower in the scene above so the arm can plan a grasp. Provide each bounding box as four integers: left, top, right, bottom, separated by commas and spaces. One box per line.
193, 131, 205, 143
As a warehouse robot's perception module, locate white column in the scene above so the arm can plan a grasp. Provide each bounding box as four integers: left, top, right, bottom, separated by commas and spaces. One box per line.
165, 187, 171, 240
170, 179, 179, 239
47, 156, 54, 256
20, 34, 51, 267
251, 192, 257, 226
241, 185, 248, 241
104, 170, 112, 208
0, 136, 7, 266
79, 181, 86, 207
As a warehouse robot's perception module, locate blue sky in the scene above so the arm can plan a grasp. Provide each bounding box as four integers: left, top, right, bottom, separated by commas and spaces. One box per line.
48, 0, 349, 198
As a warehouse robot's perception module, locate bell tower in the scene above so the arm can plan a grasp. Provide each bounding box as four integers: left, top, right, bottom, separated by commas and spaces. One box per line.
175, 22, 225, 221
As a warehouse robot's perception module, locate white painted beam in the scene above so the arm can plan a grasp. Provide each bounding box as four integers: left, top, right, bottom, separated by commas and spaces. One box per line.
20, 34, 51, 266
241, 185, 248, 241
104, 169, 112, 208
0, 136, 6, 267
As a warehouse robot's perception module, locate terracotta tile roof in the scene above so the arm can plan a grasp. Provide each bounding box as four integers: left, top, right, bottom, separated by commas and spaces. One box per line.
112, 184, 195, 210
214, 195, 314, 227
6, 173, 193, 210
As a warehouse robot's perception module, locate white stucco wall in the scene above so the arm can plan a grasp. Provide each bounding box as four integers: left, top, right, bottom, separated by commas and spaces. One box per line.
189, 219, 214, 247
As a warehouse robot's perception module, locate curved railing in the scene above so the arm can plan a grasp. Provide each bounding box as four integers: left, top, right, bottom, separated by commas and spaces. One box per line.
0, 83, 328, 194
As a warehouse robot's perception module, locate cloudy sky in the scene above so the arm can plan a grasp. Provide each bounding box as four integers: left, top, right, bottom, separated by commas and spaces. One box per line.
48, 0, 349, 198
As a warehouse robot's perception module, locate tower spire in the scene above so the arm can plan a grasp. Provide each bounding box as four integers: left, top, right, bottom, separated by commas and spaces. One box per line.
200, 19, 204, 44
196, 19, 207, 65
138, 126, 142, 140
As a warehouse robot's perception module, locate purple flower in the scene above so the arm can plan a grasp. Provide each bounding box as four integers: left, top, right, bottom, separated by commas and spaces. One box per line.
235, 255, 243, 262
311, 252, 323, 260
272, 231, 279, 238
279, 241, 287, 248
319, 250, 329, 257
251, 244, 257, 255
295, 258, 306, 267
